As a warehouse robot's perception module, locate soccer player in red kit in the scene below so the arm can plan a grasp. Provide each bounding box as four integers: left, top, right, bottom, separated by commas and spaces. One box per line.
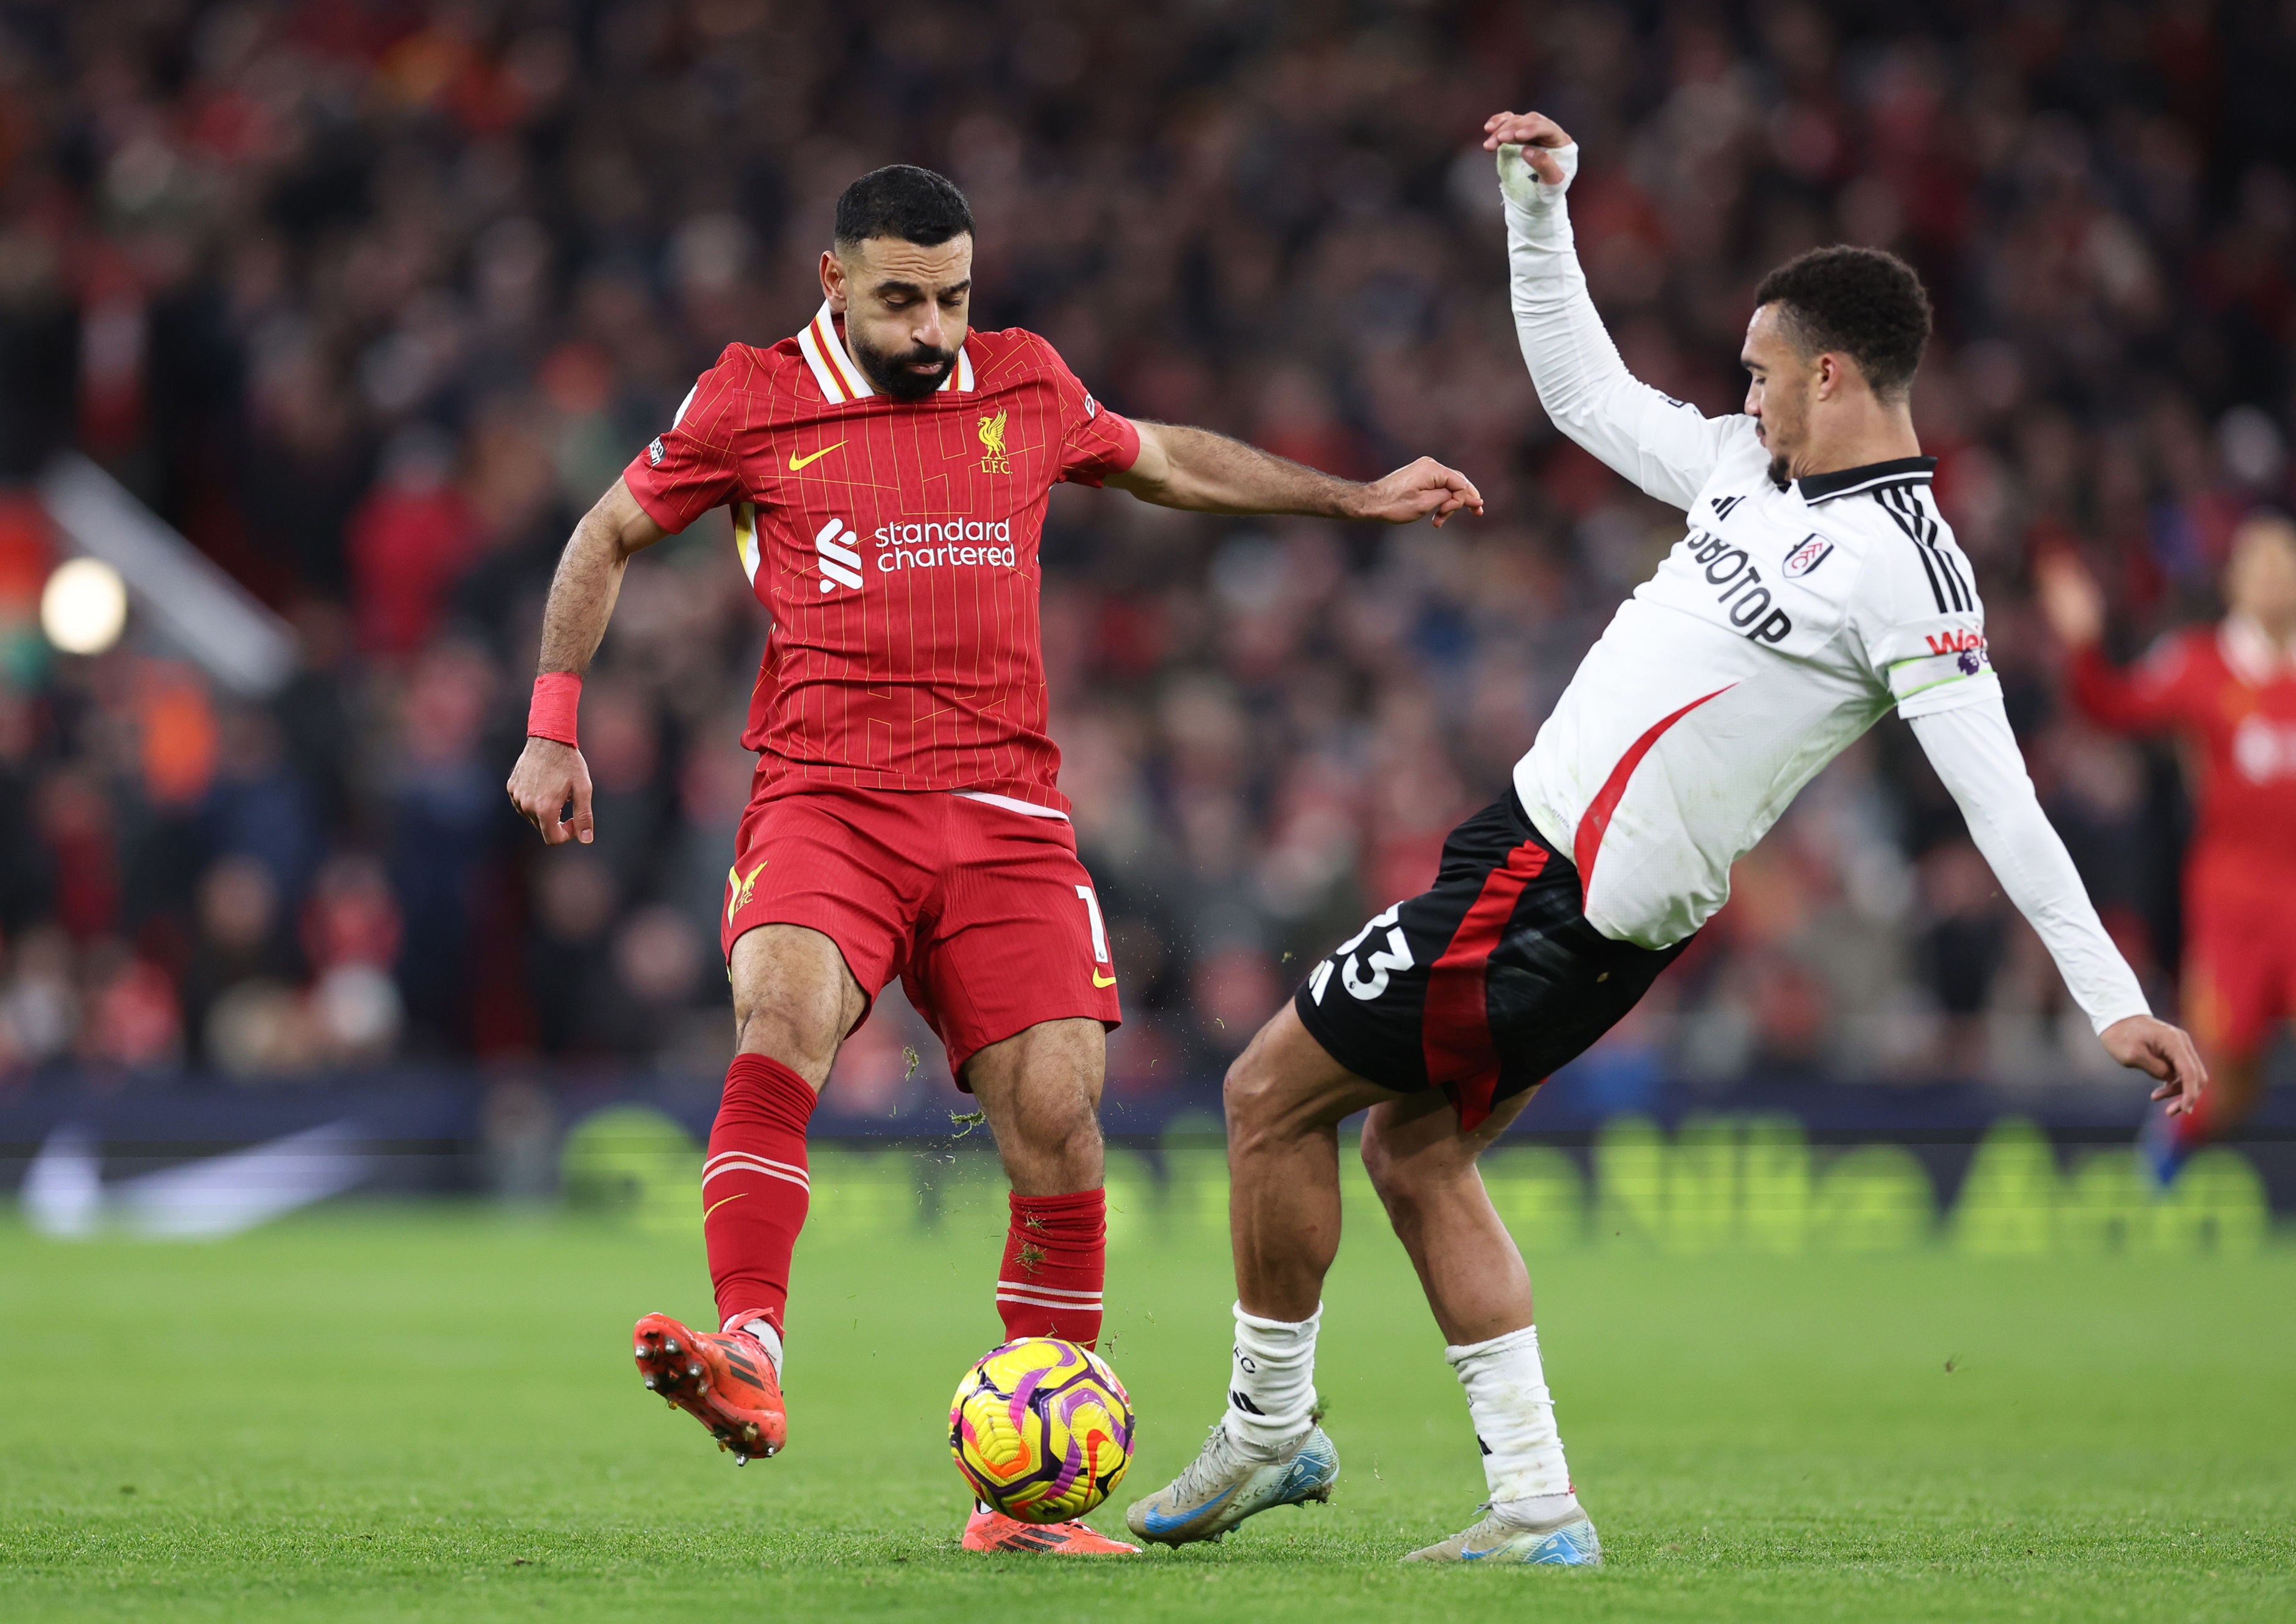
2039, 511, 2296, 1178
505, 165, 1480, 1553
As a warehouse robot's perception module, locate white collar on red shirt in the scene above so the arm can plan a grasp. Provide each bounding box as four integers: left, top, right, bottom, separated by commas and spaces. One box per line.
796, 300, 974, 403
2218, 613, 2296, 685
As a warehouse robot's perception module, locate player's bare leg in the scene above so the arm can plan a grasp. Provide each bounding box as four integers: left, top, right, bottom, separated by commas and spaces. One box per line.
966, 1016, 1106, 1195
728, 922, 869, 1082
1356, 1085, 1533, 1342
634, 925, 864, 1464
950, 1018, 1138, 1554
1127, 1007, 1372, 1544
1355, 1085, 1597, 1562
1224, 1006, 1400, 1319
1130, 1004, 1597, 1562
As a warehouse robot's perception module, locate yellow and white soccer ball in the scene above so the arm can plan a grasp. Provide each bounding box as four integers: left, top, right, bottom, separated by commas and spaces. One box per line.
948, 1337, 1135, 1522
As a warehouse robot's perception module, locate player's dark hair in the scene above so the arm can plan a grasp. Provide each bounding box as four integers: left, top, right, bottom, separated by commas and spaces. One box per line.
1753, 246, 1932, 401
834, 165, 974, 250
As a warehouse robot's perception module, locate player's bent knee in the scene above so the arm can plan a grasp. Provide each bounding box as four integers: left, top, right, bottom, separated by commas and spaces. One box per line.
1359, 1113, 1477, 1214
731, 1007, 838, 1081
1221, 1048, 1293, 1152
726, 924, 865, 1078
1227, 1003, 1397, 1152
1359, 1124, 1428, 1218
1014, 1091, 1102, 1158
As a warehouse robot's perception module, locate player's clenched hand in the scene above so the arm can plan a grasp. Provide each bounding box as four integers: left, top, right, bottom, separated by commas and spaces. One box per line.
506, 737, 596, 846
1352, 457, 1484, 529
1481, 110, 1574, 181
2100, 1014, 2208, 1115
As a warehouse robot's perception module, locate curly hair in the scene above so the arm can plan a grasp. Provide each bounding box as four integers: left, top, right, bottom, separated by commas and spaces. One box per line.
1753, 246, 1933, 401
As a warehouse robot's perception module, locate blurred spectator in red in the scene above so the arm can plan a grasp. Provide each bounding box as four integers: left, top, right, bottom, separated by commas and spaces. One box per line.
348, 427, 475, 657
2041, 512, 2296, 1162
79, 939, 181, 1072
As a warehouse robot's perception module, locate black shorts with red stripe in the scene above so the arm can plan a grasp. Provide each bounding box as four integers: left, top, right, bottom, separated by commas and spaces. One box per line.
1292, 790, 1689, 1131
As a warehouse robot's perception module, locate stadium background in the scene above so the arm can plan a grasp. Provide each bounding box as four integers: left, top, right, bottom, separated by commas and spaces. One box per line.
0, 0, 2292, 1238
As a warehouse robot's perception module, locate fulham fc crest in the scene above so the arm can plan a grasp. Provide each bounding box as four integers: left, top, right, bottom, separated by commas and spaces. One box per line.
1782, 533, 1834, 579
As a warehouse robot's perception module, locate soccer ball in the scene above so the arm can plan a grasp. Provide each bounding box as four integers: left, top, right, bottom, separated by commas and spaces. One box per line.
948, 1337, 1134, 1522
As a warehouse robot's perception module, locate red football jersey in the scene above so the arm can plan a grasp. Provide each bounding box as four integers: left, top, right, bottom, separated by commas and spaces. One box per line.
622, 302, 1140, 813
2069, 617, 2296, 869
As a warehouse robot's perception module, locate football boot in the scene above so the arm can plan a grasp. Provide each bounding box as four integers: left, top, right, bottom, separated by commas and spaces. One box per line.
961, 1507, 1140, 1554
1401, 1502, 1602, 1565
1124, 1420, 1338, 1546
632, 1312, 786, 1463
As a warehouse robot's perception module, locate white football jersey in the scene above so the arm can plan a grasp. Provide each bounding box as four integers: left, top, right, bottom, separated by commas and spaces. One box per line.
1514, 419, 1996, 950
1496, 141, 2145, 1033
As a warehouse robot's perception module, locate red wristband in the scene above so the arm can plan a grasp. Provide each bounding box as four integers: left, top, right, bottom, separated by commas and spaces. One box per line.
527, 671, 582, 747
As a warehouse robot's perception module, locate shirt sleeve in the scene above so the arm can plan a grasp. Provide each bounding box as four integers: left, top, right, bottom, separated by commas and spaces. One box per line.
622, 346, 750, 533
1505, 150, 1759, 511
1850, 509, 2003, 720
1034, 338, 1140, 488
1909, 699, 2151, 1034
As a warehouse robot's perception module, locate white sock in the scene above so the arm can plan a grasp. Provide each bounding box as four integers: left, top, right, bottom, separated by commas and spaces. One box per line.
1223, 1301, 1320, 1450
1447, 1324, 1578, 1522
736, 1316, 785, 1378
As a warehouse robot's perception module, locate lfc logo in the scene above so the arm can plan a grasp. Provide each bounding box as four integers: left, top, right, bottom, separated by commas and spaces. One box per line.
725, 859, 767, 927
976, 409, 1011, 474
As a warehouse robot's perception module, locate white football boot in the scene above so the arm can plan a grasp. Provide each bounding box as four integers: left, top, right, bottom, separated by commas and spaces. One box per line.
1124, 1420, 1339, 1545
1401, 1501, 1603, 1565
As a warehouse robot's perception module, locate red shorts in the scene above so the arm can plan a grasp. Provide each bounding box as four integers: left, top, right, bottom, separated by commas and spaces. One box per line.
720, 783, 1121, 1079
2183, 846, 2296, 1059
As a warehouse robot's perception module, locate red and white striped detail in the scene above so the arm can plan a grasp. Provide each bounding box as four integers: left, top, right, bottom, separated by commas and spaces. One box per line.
994, 1279, 1103, 1314
703, 1149, 810, 1193
794, 300, 972, 403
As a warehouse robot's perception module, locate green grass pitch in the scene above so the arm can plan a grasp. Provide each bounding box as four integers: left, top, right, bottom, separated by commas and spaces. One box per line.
2, 1167, 2292, 1622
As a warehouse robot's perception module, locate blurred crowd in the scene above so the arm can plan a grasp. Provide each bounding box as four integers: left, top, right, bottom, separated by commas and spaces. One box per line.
1, 0, 2293, 1104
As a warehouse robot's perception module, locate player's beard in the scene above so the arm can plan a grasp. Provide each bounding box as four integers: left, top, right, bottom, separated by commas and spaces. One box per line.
850, 330, 957, 401
1768, 453, 1792, 488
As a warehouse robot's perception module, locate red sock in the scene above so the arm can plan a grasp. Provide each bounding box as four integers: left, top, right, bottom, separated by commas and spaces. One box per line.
704, 1053, 816, 1339
995, 1189, 1106, 1349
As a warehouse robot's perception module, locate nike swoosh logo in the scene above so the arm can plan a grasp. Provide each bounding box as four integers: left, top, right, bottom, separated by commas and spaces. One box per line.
24, 1120, 366, 1239
703, 1192, 748, 1221
1459, 1547, 1495, 1560
1140, 1484, 1233, 1534
788, 441, 846, 472
1093, 970, 1117, 988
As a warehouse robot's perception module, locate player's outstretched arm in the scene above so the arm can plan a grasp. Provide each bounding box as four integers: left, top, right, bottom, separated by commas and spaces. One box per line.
1482, 109, 1747, 512
1106, 420, 1482, 527
1908, 697, 2207, 1113
504, 478, 669, 846
2036, 551, 2193, 737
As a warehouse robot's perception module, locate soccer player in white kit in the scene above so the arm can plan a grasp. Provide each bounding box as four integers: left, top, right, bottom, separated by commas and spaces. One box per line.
1125, 110, 2209, 1565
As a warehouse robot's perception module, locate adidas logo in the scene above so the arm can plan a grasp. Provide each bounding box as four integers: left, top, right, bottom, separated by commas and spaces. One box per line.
814, 517, 862, 593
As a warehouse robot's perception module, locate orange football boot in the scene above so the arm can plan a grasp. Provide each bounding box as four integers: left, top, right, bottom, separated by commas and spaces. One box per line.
632, 1312, 786, 1463
961, 1508, 1141, 1554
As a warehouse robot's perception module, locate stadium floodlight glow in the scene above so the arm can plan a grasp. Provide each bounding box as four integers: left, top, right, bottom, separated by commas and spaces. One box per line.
40, 556, 130, 656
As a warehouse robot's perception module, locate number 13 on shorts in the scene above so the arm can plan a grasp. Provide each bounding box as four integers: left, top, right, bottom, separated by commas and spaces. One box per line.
1075, 884, 1115, 985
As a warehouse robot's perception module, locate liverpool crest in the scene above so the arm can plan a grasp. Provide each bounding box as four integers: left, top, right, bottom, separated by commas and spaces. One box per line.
977, 409, 1011, 474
